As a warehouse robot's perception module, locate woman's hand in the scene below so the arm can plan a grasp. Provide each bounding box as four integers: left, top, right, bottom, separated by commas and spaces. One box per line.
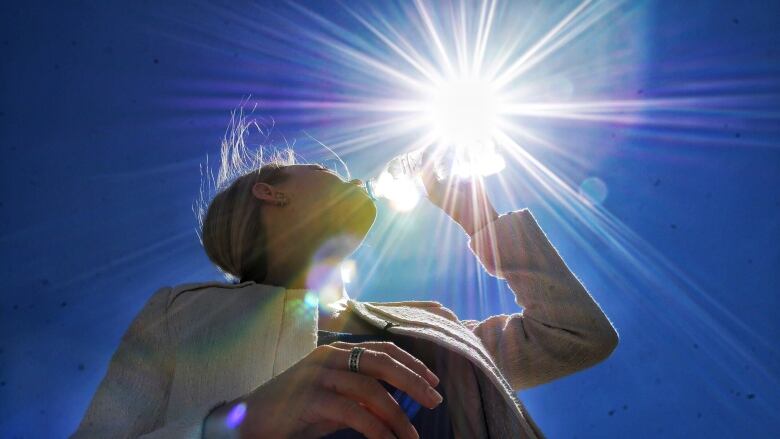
419, 149, 499, 236
217, 341, 442, 439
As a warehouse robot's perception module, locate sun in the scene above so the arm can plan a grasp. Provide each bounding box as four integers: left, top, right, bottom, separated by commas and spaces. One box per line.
422, 75, 506, 148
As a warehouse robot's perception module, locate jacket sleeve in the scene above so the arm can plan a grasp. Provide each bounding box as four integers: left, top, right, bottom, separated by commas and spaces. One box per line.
70, 286, 218, 438
459, 209, 619, 391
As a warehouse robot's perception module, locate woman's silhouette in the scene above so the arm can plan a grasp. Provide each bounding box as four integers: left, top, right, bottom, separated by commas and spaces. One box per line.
71, 115, 618, 438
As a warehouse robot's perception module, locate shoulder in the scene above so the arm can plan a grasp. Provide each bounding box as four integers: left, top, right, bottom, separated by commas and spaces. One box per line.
364, 299, 460, 322
367, 300, 444, 307
166, 280, 260, 308
170, 280, 246, 295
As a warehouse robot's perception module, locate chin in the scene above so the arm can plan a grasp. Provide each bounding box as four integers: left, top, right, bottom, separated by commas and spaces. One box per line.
339, 190, 377, 239
317, 199, 375, 260
349, 195, 377, 238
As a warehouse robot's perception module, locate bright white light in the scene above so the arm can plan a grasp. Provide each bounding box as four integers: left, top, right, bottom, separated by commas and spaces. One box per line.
449, 141, 506, 178
340, 259, 356, 284
417, 76, 507, 184
424, 77, 504, 147
319, 285, 343, 304
370, 171, 421, 211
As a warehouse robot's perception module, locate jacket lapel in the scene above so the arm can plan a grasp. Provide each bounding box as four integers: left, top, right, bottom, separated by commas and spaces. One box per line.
348, 299, 500, 370
347, 299, 541, 438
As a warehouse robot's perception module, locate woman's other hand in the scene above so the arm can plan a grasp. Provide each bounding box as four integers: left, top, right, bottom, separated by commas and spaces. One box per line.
208, 341, 442, 439
419, 148, 499, 236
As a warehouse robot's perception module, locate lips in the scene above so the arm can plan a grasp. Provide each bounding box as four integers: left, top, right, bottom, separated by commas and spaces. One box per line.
346, 179, 369, 194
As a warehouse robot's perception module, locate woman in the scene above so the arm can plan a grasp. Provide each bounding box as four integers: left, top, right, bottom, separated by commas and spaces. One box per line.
71, 119, 619, 439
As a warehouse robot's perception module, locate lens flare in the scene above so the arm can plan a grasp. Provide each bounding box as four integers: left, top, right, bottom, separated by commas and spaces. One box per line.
304, 291, 319, 309
340, 259, 357, 284
224, 402, 247, 429
579, 176, 608, 205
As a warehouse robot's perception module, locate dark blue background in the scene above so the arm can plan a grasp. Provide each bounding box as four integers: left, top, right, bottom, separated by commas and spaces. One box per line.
1, 1, 778, 437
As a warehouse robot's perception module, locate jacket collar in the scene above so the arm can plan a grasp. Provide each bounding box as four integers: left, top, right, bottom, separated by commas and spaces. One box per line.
346, 298, 500, 372
346, 298, 539, 437
172, 281, 498, 378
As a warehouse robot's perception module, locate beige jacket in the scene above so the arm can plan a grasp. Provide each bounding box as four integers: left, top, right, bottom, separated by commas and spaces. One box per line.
71, 209, 619, 438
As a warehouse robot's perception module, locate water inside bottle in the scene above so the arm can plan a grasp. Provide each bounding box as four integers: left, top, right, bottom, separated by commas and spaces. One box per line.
365, 142, 505, 211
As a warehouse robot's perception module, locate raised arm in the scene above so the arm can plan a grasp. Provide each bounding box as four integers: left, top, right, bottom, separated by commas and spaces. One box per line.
460, 209, 619, 390
418, 158, 618, 391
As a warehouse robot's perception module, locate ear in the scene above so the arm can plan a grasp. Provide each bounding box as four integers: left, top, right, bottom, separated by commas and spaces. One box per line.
252, 182, 280, 204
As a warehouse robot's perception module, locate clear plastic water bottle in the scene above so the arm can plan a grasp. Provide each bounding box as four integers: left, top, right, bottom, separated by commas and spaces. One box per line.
385, 148, 427, 180
365, 141, 505, 211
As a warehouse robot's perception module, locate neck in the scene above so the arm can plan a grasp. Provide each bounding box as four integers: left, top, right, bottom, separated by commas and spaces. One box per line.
266, 259, 349, 319
308, 263, 350, 330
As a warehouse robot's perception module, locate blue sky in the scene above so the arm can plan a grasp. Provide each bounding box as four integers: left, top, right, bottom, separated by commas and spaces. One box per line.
1, 0, 778, 437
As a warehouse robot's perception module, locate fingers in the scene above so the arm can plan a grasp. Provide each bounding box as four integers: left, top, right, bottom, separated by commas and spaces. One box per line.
310, 391, 398, 439
331, 341, 439, 387
319, 368, 419, 439
419, 147, 438, 191
363, 350, 444, 409
319, 344, 443, 411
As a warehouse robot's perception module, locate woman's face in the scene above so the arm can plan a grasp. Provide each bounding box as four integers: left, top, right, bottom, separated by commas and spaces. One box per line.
257, 164, 377, 268
281, 163, 376, 238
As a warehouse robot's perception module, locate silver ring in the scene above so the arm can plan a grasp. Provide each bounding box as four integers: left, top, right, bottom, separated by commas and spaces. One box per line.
348, 347, 366, 373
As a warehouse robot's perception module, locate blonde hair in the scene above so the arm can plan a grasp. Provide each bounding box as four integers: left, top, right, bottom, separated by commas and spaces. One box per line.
194, 108, 296, 283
